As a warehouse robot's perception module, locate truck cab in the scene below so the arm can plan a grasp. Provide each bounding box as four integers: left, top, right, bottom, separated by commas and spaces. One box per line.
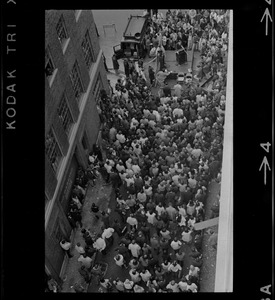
113, 15, 149, 60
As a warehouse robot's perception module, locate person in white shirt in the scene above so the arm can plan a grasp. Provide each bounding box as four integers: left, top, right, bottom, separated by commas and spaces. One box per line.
132, 163, 141, 174
188, 265, 200, 279
178, 280, 188, 292
166, 280, 180, 292
129, 269, 141, 283
124, 279, 134, 291
60, 239, 73, 258
140, 269, 152, 283
156, 202, 165, 216
78, 253, 93, 268
170, 237, 182, 253
133, 283, 145, 293
187, 281, 198, 292
125, 174, 135, 187
102, 227, 115, 246
128, 240, 141, 258
181, 227, 193, 243
168, 260, 182, 279
126, 214, 138, 230
137, 190, 147, 203
116, 131, 126, 143
114, 254, 126, 268
146, 210, 156, 225
75, 242, 85, 255
116, 161, 126, 173
113, 278, 125, 292
93, 235, 107, 254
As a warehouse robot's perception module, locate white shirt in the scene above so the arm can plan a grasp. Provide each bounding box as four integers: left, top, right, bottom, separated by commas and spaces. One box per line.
124, 279, 134, 290
114, 254, 124, 266
168, 263, 182, 273
182, 230, 192, 242
140, 270, 151, 282
60, 241, 71, 250
102, 228, 114, 239
166, 282, 180, 292
75, 244, 85, 254
156, 205, 165, 216
133, 284, 145, 292
93, 238, 106, 251
78, 255, 92, 268
116, 164, 125, 172
178, 281, 188, 291
132, 164, 141, 174
127, 216, 138, 227
146, 211, 156, 224
170, 240, 182, 250
137, 192, 147, 203
129, 270, 141, 283
128, 243, 141, 257
116, 133, 126, 144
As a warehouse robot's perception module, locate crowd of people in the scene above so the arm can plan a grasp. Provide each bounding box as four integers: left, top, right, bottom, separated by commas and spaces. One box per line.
86, 9, 228, 293
50, 9, 229, 293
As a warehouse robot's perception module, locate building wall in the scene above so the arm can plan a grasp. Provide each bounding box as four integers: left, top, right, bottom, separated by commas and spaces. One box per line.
214, 10, 233, 292
45, 10, 108, 282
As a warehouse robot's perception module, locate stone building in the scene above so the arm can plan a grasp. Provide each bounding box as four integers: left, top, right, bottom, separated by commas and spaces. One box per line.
45, 10, 108, 283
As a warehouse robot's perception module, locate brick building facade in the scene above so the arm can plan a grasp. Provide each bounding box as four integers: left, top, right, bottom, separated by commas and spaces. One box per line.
45, 10, 108, 282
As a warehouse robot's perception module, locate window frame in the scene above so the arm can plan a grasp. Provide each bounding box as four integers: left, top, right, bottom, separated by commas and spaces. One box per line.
69, 60, 84, 104
45, 46, 58, 87
81, 30, 95, 70
56, 14, 70, 53
45, 127, 63, 174
57, 93, 74, 137
93, 74, 103, 104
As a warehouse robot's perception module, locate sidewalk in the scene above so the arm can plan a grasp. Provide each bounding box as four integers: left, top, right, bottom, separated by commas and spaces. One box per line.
60, 173, 113, 292
199, 180, 220, 292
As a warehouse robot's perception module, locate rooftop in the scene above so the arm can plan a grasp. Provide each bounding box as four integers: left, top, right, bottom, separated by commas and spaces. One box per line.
124, 15, 147, 38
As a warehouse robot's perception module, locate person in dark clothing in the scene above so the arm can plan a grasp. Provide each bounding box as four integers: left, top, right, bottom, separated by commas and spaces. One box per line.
102, 53, 109, 73
91, 203, 101, 220
112, 54, 120, 75
148, 66, 155, 85
101, 211, 110, 228
162, 82, 171, 97
78, 265, 91, 283
93, 144, 103, 162
112, 219, 123, 237
124, 59, 130, 77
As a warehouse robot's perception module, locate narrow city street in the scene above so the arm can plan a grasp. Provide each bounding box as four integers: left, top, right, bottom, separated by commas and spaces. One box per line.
47, 9, 231, 293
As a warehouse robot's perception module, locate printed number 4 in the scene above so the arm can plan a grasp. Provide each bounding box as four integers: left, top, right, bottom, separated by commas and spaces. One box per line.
260, 142, 271, 153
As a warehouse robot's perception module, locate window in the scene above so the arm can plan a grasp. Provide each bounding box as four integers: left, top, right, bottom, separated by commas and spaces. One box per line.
81, 30, 94, 69
57, 93, 74, 136
56, 15, 69, 51
93, 74, 103, 104
45, 128, 63, 173
69, 61, 84, 103
45, 46, 57, 86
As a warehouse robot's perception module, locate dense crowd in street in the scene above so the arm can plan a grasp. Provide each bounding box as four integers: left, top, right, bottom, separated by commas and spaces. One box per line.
49, 9, 229, 293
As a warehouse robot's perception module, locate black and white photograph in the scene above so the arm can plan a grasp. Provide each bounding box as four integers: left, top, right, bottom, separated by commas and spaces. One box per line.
44, 9, 232, 293
1, 3, 273, 298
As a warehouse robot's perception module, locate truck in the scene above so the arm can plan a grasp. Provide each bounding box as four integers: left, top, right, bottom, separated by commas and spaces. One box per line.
113, 15, 149, 60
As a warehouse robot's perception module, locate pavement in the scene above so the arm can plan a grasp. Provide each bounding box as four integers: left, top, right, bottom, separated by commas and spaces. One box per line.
199, 180, 220, 292
60, 172, 113, 293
